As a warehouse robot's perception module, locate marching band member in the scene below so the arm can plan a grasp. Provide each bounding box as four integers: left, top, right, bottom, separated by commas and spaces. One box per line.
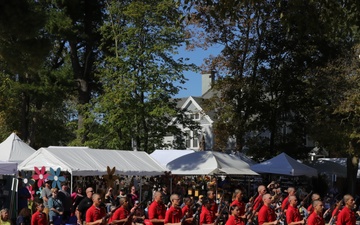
281, 187, 296, 212
230, 189, 246, 224
226, 205, 243, 225
258, 194, 278, 225
307, 200, 325, 225
285, 196, 305, 225
307, 193, 321, 215
200, 198, 215, 225
336, 195, 356, 225
181, 197, 194, 225
147, 191, 166, 225
164, 194, 182, 224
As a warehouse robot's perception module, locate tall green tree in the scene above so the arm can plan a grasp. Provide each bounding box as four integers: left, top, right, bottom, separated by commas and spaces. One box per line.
85, 0, 197, 152
0, 0, 73, 148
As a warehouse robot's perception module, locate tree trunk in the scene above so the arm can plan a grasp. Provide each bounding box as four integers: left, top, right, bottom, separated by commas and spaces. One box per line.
347, 140, 359, 195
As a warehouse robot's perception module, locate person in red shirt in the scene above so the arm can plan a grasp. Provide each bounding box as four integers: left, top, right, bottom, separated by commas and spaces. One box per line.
226, 205, 243, 225
147, 191, 166, 225
85, 193, 107, 225
181, 197, 194, 225
307, 193, 321, 215
207, 190, 218, 216
253, 185, 267, 213
286, 196, 305, 225
257, 194, 277, 225
230, 189, 246, 225
281, 187, 296, 212
307, 200, 325, 225
110, 197, 135, 225
336, 195, 356, 225
200, 198, 215, 225
31, 201, 48, 225
164, 194, 183, 224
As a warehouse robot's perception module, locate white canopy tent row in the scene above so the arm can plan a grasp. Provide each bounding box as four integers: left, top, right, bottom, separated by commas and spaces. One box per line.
18, 146, 168, 196
250, 152, 318, 177
18, 146, 167, 176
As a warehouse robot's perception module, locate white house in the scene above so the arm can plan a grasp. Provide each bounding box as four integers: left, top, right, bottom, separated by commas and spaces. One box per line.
163, 73, 316, 152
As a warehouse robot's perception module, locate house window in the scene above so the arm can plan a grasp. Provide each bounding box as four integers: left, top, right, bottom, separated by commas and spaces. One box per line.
184, 130, 200, 149
185, 130, 191, 148
193, 113, 200, 120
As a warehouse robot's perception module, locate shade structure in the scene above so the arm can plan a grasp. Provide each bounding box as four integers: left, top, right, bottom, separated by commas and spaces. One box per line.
250, 152, 317, 177
307, 159, 347, 177
166, 151, 258, 175
18, 146, 167, 176
0, 133, 36, 163
0, 161, 17, 175
150, 149, 195, 167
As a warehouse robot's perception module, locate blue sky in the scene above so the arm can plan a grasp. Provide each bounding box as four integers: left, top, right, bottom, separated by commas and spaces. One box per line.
174, 46, 221, 98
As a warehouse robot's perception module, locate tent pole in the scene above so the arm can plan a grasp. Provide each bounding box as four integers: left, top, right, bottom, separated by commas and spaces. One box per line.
70, 171, 73, 194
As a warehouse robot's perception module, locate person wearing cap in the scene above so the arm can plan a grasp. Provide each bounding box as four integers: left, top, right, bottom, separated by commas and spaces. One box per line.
41, 180, 52, 220
164, 194, 183, 224
200, 198, 215, 225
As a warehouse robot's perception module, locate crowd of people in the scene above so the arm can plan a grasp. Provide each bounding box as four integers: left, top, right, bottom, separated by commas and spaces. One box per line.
8, 178, 360, 225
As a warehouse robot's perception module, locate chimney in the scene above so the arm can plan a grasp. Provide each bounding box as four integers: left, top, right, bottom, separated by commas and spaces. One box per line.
201, 71, 215, 96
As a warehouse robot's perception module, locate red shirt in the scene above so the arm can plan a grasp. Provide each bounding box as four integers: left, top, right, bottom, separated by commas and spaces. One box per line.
282, 196, 289, 210
86, 205, 107, 223
109, 206, 130, 224
164, 206, 182, 224
307, 205, 314, 215
200, 207, 214, 225
148, 201, 166, 219
286, 205, 303, 224
210, 199, 218, 214
226, 215, 244, 225
253, 195, 263, 212
182, 204, 193, 218
307, 212, 325, 225
336, 207, 356, 225
258, 205, 276, 225
31, 211, 48, 225
231, 200, 246, 215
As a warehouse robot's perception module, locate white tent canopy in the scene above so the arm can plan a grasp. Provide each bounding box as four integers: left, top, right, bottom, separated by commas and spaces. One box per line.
250, 152, 318, 177
150, 149, 195, 167
166, 151, 259, 175
18, 146, 167, 176
0, 133, 36, 163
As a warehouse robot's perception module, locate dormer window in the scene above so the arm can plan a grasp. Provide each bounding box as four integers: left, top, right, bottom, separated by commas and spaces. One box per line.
187, 112, 200, 120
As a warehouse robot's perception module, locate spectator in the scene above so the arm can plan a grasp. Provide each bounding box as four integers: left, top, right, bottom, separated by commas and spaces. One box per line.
41, 180, 52, 220
31, 200, 48, 225
16, 207, 31, 225
58, 182, 72, 222
48, 188, 64, 225
76, 187, 94, 225
71, 186, 84, 216
0, 208, 12, 225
